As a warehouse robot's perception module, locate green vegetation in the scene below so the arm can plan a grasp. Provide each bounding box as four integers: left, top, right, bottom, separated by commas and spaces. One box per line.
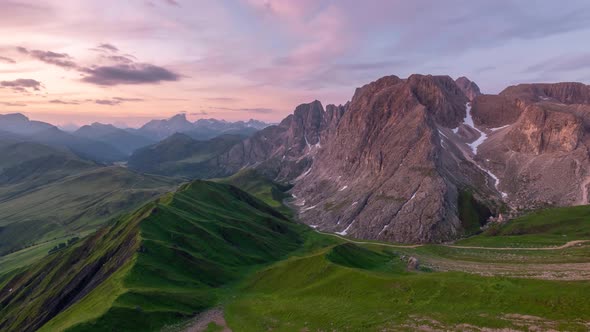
1, 180, 306, 332
226, 252, 590, 331
457, 189, 491, 235
128, 133, 242, 178
218, 168, 293, 216
458, 204, 590, 247
2, 170, 590, 331
0, 140, 178, 269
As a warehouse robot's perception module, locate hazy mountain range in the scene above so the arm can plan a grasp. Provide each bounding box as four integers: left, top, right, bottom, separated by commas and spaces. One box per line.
0, 113, 270, 162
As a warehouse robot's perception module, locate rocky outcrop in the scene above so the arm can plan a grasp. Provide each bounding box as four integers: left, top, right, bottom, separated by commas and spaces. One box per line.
455, 76, 482, 101
210, 76, 590, 243
500, 82, 590, 105
505, 105, 583, 154
471, 94, 522, 128
474, 90, 590, 209
290, 74, 500, 243
218, 100, 345, 181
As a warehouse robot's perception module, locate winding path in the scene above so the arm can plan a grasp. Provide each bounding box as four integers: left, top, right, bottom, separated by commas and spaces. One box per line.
316, 230, 589, 251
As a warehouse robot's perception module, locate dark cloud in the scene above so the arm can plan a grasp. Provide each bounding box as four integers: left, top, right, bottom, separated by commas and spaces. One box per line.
49, 99, 80, 105
81, 63, 180, 85
95, 99, 120, 106
17, 47, 79, 69
190, 111, 209, 116
0, 101, 26, 107
18, 45, 180, 86
0, 78, 43, 92
0, 56, 15, 64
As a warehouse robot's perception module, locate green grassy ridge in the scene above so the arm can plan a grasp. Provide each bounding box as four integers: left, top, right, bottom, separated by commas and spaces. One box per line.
27, 180, 305, 332
0, 199, 149, 332
457, 205, 590, 247
226, 244, 590, 331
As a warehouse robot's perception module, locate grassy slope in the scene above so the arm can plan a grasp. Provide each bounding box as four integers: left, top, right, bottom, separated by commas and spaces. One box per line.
128, 134, 242, 179
457, 205, 590, 247
5, 169, 590, 331
226, 248, 590, 331
0, 162, 177, 265
30, 181, 305, 332
218, 168, 293, 216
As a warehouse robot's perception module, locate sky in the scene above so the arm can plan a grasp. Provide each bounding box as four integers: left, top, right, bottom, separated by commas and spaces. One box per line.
1, 0, 590, 127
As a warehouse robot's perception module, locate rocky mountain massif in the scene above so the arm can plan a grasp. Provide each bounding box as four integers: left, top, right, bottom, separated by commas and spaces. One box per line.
216, 75, 590, 243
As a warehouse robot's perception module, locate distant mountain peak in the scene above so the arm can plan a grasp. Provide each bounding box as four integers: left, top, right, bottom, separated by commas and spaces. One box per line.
455, 76, 482, 101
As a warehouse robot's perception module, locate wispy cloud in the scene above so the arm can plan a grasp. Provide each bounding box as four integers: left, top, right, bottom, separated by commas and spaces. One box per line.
17, 47, 79, 69
0, 56, 16, 64
93, 97, 145, 106
0, 101, 27, 107
50, 99, 80, 105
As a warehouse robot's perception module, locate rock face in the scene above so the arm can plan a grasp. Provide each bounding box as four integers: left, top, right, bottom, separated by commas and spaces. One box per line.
471, 95, 522, 128
290, 75, 500, 243
500, 82, 590, 105
211, 78, 590, 243
505, 105, 583, 155
473, 82, 590, 209
218, 100, 345, 181
455, 76, 482, 101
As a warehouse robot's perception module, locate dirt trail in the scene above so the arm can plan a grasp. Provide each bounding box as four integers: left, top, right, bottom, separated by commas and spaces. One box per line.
184, 308, 231, 332
317, 230, 589, 251
445, 240, 590, 251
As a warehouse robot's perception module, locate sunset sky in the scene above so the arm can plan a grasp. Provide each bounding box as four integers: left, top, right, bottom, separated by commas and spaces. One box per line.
1, 0, 590, 127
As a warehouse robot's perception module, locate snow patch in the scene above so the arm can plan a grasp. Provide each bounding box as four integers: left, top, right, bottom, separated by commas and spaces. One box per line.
310, 225, 319, 229
490, 124, 509, 131
351, 201, 358, 206
314, 136, 321, 148
339, 185, 348, 191
301, 205, 317, 212
336, 220, 355, 236
474, 163, 508, 198
378, 224, 389, 236
459, 103, 508, 198
304, 134, 311, 149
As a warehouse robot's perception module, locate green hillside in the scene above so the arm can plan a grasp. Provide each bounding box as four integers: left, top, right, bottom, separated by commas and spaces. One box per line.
0, 141, 177, 269
456, 205, 590, 247
218, 168, 293, 216
0, 181, 305, 332
1, 170, 590, 331
128, 133, 242, 179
